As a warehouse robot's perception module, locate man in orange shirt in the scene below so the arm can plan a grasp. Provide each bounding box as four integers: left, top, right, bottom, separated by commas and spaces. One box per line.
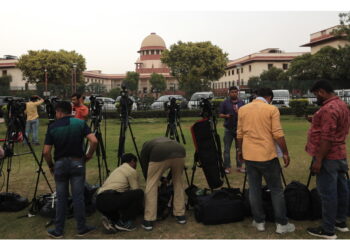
71, 93, 89, 121
237, 87, 294, 234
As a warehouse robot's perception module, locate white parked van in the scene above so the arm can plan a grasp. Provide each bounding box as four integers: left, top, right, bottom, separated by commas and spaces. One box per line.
335, 89, 350, 104
187, 92, 214, 109
272, 89, 290, 107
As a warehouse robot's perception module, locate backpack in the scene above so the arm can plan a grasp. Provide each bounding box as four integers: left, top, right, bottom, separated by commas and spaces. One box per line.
284, 181, 311, 220
310, 188, 322, 220
157, 177, 173, 220
0, 192, 29, 212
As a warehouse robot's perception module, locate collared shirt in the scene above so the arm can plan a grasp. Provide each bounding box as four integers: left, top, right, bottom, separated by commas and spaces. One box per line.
237, 99, 285, 161
219, 98, 245, 130
44, 116, 91, 161
72, 104, 89, 121
25, 99, 44, 121
305, 96, 350, 160
97, 163, 139, 194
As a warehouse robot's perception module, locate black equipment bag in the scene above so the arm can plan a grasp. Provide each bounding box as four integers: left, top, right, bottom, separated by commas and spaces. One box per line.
284, 181, 312, 220
157, 177, 173, 220
310, 188, 322, 220
0, 192, 29, 212
84, 183, 99, 217
194, 189, 245, 225
185, 185, 210, 208
191, 118, 224, 189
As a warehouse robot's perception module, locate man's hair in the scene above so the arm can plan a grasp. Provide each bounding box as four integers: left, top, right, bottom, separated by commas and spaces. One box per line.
257, 88, 274, 99
30, 96, 38, 102
55, 101, 72, 114
71, 93, 82, 99
310, 79, 334, 93
229, 86, 238, 92
121, 153, 137, 164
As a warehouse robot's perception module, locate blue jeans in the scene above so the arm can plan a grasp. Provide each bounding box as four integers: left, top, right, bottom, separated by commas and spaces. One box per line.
246, 158, 288, 225
316, 158, 349, 233
25, 119, 39, 143
54, 157, 86, 234
223, 128, 241, 169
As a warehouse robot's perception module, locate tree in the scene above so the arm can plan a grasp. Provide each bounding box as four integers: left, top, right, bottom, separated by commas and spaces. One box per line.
17, 49, 86, 96
149, 73, 166, 92
85, 82, 106, 94
332, 12, 350, 41
107, 87, 121, 99
247, 76, 260, 89
122, 71, 139, 92
0, 75, 12, 95
260, 67, 284, 81
287, 53, 317, 80
161, 41, 228, 96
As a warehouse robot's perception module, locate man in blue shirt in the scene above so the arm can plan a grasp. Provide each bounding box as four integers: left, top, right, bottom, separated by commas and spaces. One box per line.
219, 86, 245, 174
43, 101, 98, 238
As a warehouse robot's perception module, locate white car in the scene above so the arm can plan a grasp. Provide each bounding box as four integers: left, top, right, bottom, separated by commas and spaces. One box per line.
272, 89, 290, 107
85, 96, 117, 111
116, 96, 138, 111
150, 95, 187, 110
187, 92, 213, 109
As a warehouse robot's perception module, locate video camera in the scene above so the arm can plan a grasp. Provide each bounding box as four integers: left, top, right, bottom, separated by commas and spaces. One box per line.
5, 97, 26, 118
119, 85, 133, 119
89, 95, 104, 120
165, 97, 180, 123
199, 97, 214, 118
44, 96, 60, 121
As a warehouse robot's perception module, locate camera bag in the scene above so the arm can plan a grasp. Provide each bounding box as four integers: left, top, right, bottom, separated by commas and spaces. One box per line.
0, 192, 29, 212
284, 181, 312, 220
194, 188, 245, 225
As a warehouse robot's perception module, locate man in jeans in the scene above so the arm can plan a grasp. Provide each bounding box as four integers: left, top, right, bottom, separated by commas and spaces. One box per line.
219, 86, 245, 174
237, 88, 295, 234
25, 95, 44, 145
43, 101, 98, 238
306, 80, 350, 239
96, 153, 144, 233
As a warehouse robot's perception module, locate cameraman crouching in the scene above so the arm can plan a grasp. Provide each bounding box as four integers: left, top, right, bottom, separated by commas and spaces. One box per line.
96, 153, 144, 232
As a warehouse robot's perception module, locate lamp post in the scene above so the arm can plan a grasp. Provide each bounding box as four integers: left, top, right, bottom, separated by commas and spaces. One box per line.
172, 83, 176, 94
72, 63, 77, 93
44, 68, 48, 92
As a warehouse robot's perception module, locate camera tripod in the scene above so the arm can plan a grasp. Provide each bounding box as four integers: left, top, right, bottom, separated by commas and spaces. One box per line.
117, 91, 144, 177
88, 103, 110, 186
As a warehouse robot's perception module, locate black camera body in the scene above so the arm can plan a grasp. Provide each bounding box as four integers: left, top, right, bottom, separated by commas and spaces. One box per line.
119, 85, 133, 119
5, 97, 26, 118
44, 97, 60, 121
89, 95, 104, 120
199, 97, 214, 118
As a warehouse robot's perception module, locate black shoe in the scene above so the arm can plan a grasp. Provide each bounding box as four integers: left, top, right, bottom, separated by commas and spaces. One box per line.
101, 216, 117, 234
114, 220, 136, 232
47, 228, 63, 239
175, 216, 187, 224
307, 226, 337, 239
77, 225, 96, 237
142, 220, 153, 231
335, 222, 350, 232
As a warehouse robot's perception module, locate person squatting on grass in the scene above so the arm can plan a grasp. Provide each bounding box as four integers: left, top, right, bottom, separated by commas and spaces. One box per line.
43, 101, 98, 239
219, 86, 245, 174
306, 80, 350, 239
140, 137, 186, 231
96, 153, 144, 233
237, 87, 295, 234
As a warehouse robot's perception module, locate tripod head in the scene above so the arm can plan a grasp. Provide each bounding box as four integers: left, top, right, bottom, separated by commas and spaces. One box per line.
5, 97, 26, 136
89, 95, 104, 123
44, 96, 60, 122
199, 97, 214, 119
119, 85, 133, 120
165, 97, 180, 124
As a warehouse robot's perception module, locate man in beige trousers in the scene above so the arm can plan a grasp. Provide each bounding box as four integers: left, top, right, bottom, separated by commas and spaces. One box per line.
140, 137, 186, 231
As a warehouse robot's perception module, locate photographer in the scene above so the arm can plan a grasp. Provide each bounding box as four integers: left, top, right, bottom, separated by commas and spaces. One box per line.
96, 153, 143, 233
43, 101, 98, 238
219, 86, 245, 174
140, 137, 186, 231
25, 95, 44, 145
71, 93, 89, 121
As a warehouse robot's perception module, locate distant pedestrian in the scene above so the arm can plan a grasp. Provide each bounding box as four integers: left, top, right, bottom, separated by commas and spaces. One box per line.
25, 95, 44, 145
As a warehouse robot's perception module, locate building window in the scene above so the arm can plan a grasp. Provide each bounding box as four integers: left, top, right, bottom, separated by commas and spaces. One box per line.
268, 64, 273, 69
283, 64, 288, 70
241, 79, 244, 85
228, 70, 230, 76
2, 70, 7, 76
241, 67, 243, 73
249, 65, 252, 72
236, 69, 239, 74
232, 70, 234, 75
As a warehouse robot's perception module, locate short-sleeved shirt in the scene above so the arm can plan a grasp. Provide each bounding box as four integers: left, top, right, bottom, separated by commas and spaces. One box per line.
219, 98, 245, 130
72, 104, 89, 121
306, 96, 350, 160
44, 116, 91, 161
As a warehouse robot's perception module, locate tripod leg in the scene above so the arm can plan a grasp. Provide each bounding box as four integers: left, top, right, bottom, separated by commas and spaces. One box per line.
176, 120, 186, 144
117, 121, 127, 166
127, 121, 144, 178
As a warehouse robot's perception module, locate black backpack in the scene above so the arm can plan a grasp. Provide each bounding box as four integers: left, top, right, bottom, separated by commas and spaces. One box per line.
310, 188, 322, 220
284, 181, 311, 220
0, 192, 29, 212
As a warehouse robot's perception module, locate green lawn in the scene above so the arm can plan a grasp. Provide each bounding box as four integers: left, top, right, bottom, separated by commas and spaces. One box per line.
0, 116, 349, 239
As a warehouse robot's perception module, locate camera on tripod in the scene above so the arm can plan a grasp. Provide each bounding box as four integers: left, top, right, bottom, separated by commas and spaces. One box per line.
119, 85, 133, 118
199, 97, 214, 118
44, 96, 60, 121
89, 95, 104, 119
5, 97, 26, 118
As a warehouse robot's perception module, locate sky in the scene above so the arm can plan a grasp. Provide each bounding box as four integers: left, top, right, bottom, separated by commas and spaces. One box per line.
1, 0, 349, 74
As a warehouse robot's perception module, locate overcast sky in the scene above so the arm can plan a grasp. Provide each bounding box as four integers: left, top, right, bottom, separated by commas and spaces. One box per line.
1, 0, 349, 73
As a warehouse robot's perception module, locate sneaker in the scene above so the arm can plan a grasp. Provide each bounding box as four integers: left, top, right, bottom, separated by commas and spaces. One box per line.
47, 228, 63, 239
335, 222, 350, 232
176, 216, 187, 224
101, 216, 117, 233
142, 220, 153, 231
236, 167, 246, 173
224, 168, 231, 174
307, 226, 337, 239
252, 220, 265, 232
276, 223, 295, 234
76, 225, 96, 237
114, 219, 136, 232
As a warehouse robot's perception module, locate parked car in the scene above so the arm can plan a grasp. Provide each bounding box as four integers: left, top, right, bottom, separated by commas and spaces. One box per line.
272, 89, 290, 107
150, 95, 188, 110
115, 96, 138, 111
187, 92, 213, 109
85, 96, 117, 111
335, 89, 350, 104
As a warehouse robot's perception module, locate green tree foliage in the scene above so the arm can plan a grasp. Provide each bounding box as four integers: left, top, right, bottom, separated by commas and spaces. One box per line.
85, 82, 106, 94
260, 67, 285, 81
149, 73, 166, 92
122, 71, 139, 92
161, 41, 228, 96
17, 50, 86, 95
247, 76, 260, 89
107, 87, 121, 99
332, 12, 350, 41
0, 75, 12, 95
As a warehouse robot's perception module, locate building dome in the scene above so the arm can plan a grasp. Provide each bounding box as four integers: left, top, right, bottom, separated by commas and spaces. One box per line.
140, 33, 166, 49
